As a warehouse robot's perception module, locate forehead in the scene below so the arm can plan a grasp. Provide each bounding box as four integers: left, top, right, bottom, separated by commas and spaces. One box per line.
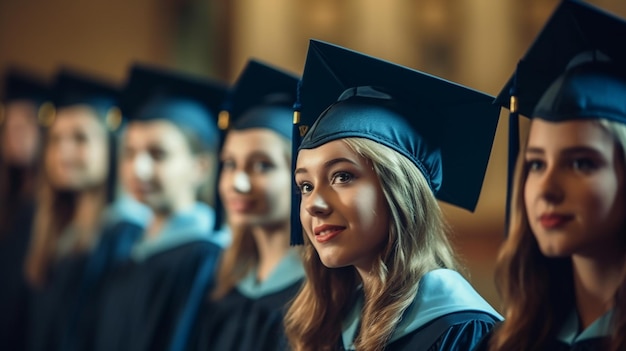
296, 139, 365, 169
124, 119, 187, 146
222, 128, 288, 155
50, 105, 101, 130
527, 119, 615, 151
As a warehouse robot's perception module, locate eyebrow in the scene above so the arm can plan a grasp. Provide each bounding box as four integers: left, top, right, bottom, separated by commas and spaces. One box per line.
295, 157, 359, 175
525, 146, 604, 156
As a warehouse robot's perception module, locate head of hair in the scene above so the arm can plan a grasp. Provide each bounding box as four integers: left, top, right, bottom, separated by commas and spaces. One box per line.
25, 105, 119, 287
211, 129, 291, 299
285, 137, 458, 351
490, 118, 626, 351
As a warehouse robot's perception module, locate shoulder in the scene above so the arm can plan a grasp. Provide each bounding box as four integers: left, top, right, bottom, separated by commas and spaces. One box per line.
390, 315, 501, 351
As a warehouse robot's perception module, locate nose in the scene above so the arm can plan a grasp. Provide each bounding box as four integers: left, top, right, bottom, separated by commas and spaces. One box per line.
535, 165, 564, 204
134, 153, 153, 181
303, 188, 331, 217
233, 171, 251, 193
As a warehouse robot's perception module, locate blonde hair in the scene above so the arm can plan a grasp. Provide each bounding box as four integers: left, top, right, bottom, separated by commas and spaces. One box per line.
490, 119, 626, 351
284, 137, 458, 351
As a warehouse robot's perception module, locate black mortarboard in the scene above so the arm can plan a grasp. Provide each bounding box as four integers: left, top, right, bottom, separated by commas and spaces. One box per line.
51, 68, 122, 130
1, 67, 52, 126
219, 59, 299, 139
496, 0, 626, 231
213, 59, 299, 231
2, 67, 50, 105
290, 39, 501, 244
121, 64, 227, 151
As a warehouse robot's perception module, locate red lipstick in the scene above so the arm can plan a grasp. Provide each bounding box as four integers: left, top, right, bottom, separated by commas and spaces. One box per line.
539, 213, 573, 229
313, 224, 345, 243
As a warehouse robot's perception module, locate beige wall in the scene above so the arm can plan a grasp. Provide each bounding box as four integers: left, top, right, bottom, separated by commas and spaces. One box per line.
2, 0, 626, 309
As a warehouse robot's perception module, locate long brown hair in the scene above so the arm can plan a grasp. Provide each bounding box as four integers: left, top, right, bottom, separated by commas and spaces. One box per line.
211, 130, 291, 299
284, 138, 458, 351
24, 106, 117, 287
490, 119, 626, 351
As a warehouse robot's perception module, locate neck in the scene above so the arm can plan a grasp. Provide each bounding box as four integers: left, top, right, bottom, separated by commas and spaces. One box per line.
572, 251, 625, 329
355, 265, 377, 296
73, 187, 106, 230
145, 201, 197, 239
250, 221, 290, 282
71, 186, 107, 248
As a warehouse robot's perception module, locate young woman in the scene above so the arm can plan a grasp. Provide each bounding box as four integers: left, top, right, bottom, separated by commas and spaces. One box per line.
0, 67, 49, 351
284, 40, 502, 351
94, 64, 227, 351
24, 68, 122, 351
479, 2, 626, 350
182, 59, 304, 351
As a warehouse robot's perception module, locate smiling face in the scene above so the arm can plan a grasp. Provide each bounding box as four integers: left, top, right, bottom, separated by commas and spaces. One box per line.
45, 105, 109, 191
524, 119, 626, 258
218, 128, 291, 228
295, 139, 390, 273
120, 120, 207, 214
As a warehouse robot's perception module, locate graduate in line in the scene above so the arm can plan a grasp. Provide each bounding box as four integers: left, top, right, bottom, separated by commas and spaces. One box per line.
284, 40, 502, 351
477, 1, 626, 350
0, 67, 49, 351
94, 64, 227, 351
182, 59, 304, 351
24, 68, 122, 351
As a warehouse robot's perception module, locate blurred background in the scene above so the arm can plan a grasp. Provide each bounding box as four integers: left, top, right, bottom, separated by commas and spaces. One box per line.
2, 0, 625, 309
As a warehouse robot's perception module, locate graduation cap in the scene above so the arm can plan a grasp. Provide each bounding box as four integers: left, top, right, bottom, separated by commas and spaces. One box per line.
1, 67, 52, 126
213, 59, 299, 231
121, 63, 227, 151
220, 59, 299, 138
51, 68, 122, 130
290, 39, 501, 244
496, 0, 626, 230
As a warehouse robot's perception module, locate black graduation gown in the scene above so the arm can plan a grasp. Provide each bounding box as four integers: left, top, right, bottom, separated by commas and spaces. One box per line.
338, 269, 502, 351
185, 249, 305, 351
0, 201, 35, 351
95, 240, 222, 351
27, 253, 89, 351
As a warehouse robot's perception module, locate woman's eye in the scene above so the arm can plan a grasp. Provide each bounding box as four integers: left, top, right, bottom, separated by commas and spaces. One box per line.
331, 171, 354, 184
252, 160, 274, 173
297, 182, 313, 195
572, 158, 597, 172
525, 159, 544, 172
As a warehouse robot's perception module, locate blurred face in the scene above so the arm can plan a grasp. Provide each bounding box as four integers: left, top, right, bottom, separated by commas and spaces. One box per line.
295, 139, 389, 272
121, 120, 206, 214
45, 105, 109, 190
2, 100, 41, 167
219, 129, 291, 228
524, 119, 626, 258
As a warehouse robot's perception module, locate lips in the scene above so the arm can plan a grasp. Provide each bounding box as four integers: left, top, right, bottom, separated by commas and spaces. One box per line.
227, 198, 255, 212
313, 224, 346, 243
539, 213, 574, 229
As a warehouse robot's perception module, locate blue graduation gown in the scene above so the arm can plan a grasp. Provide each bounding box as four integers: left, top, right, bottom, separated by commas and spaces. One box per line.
184, 248, 305, 351
340, 269, 503, 351
94, 202, 226, 351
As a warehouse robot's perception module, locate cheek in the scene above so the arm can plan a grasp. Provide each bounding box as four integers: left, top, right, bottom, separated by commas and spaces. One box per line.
579, 177, 623, 223
350, 186, 388, 232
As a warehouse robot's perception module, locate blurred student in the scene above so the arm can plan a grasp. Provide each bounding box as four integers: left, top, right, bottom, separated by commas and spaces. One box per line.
478, 1, 626, 350
24, 68, 122, 351
182, 59, 303, 351
94, 64, 227, 351
0, 67, 49, 351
